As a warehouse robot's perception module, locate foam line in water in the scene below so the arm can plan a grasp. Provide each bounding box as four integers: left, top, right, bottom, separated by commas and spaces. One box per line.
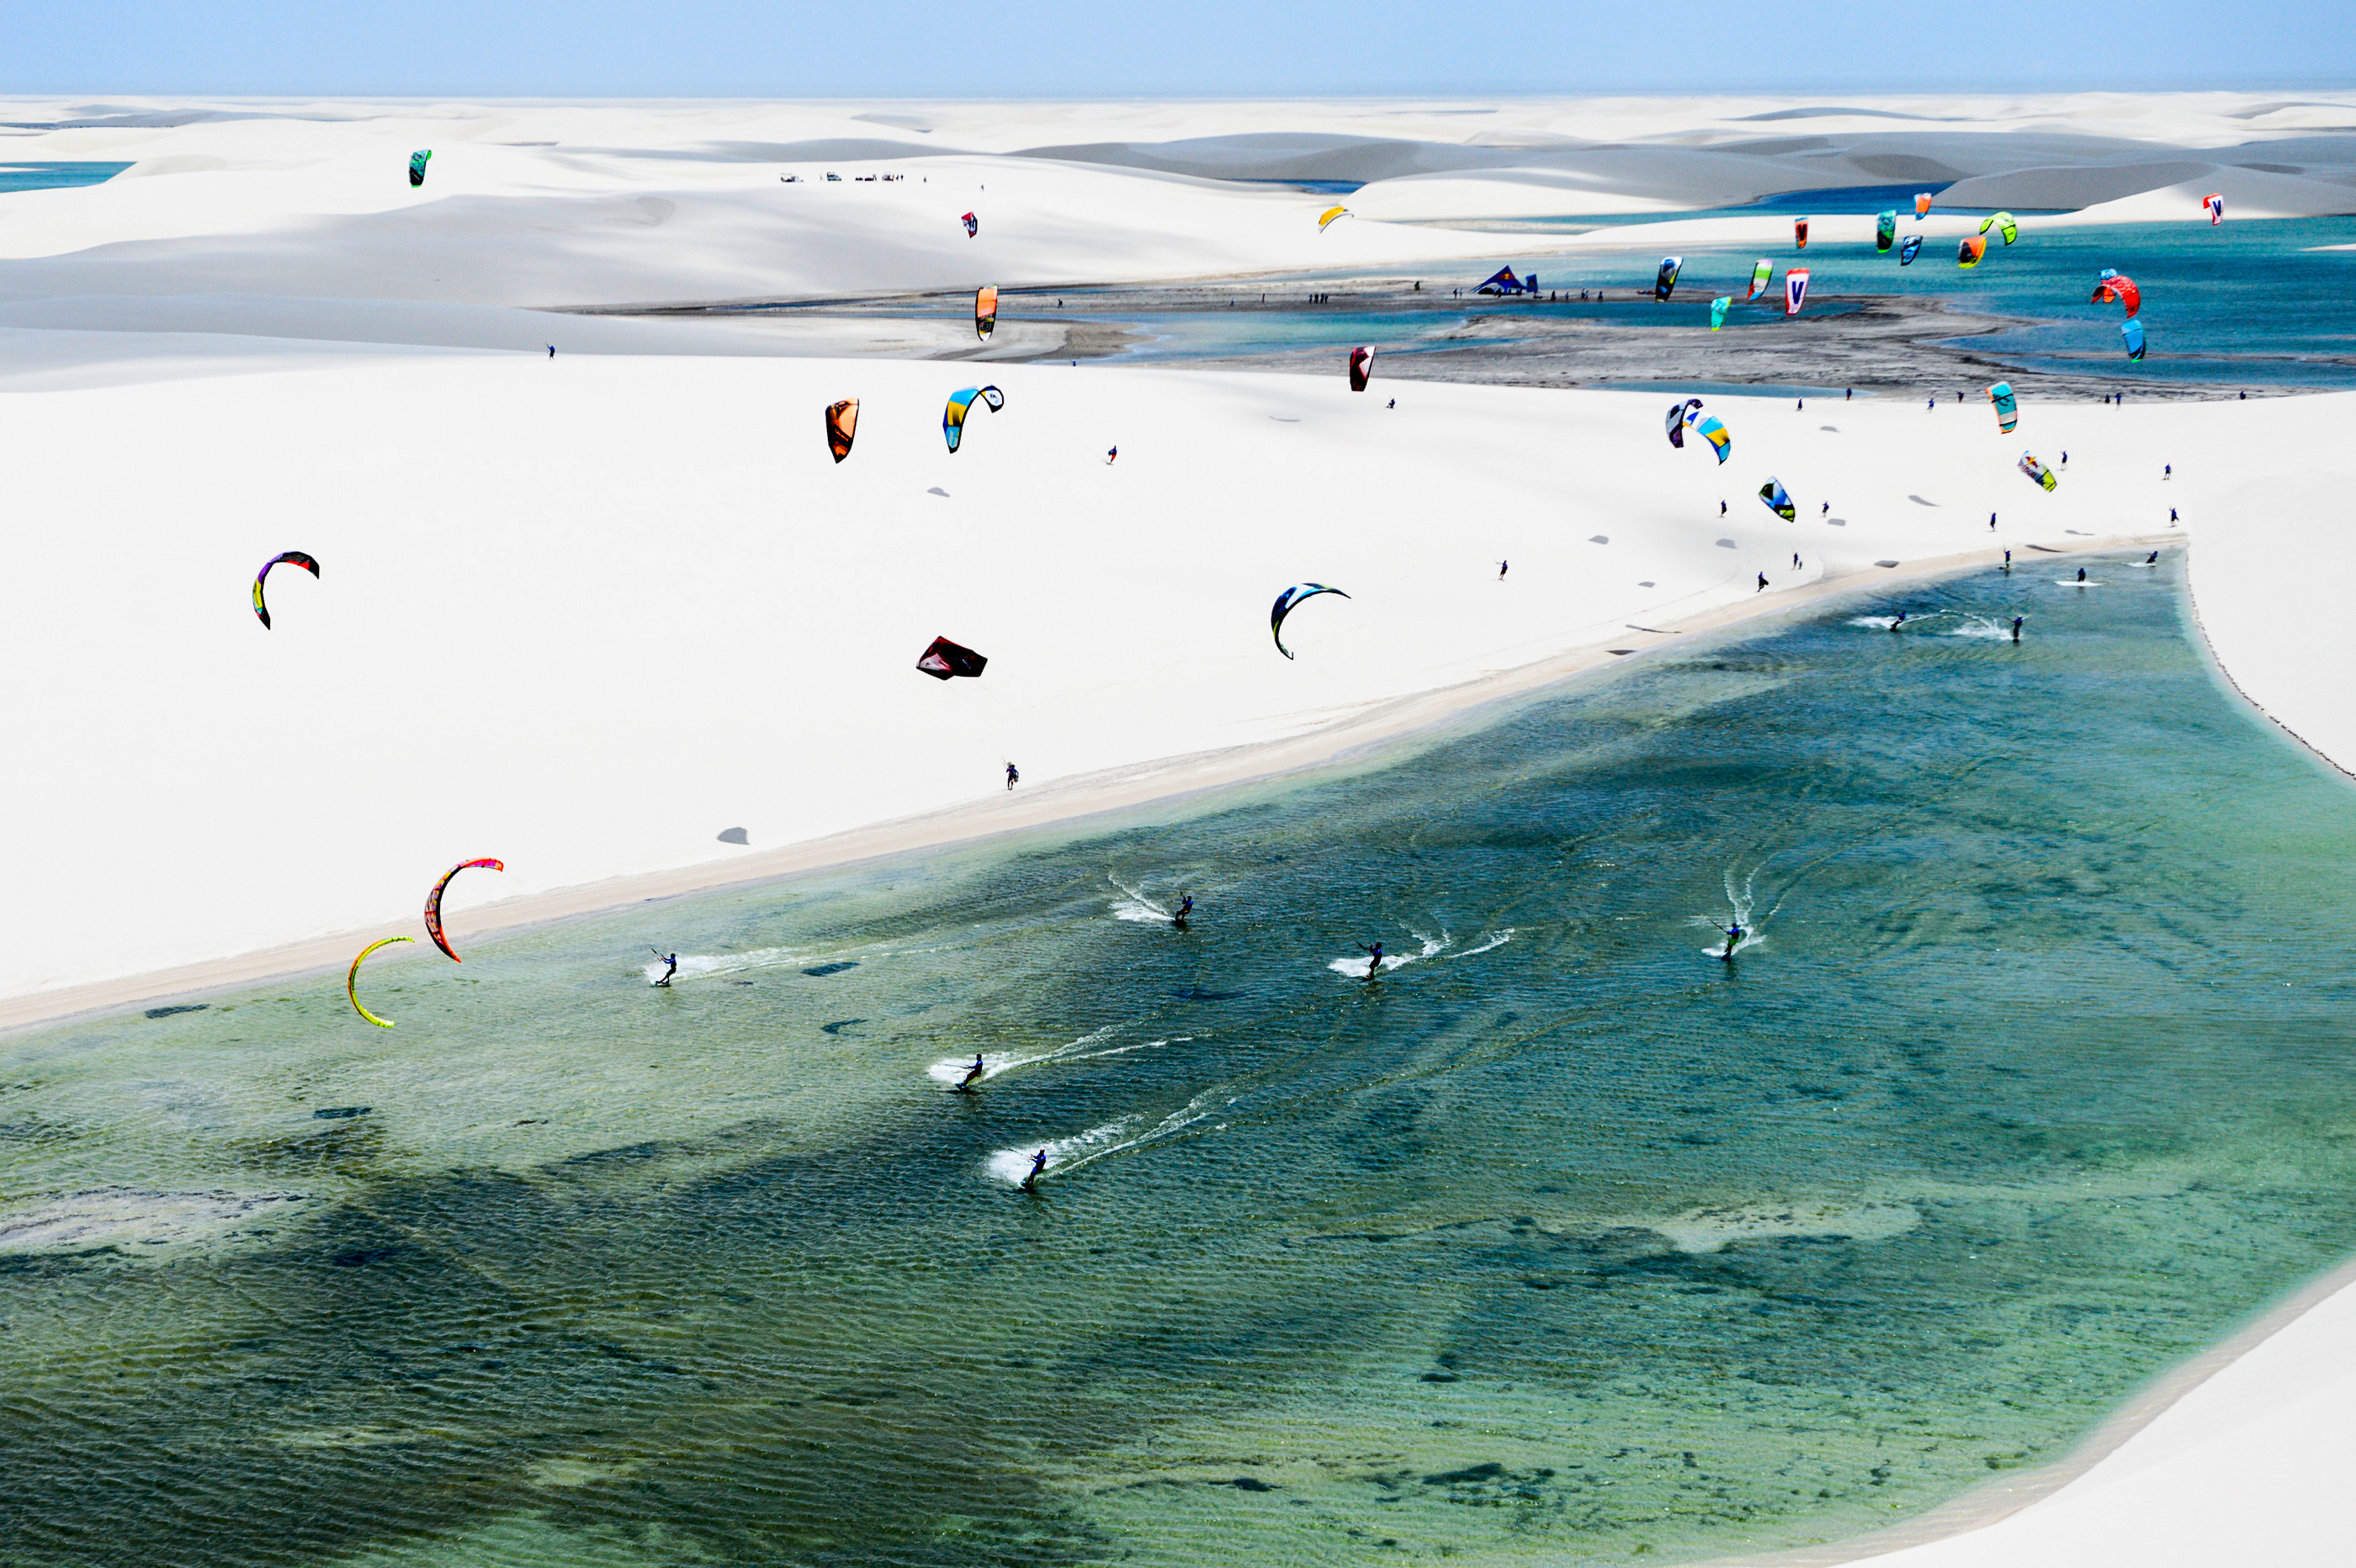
927, 1027, 1186, 1087
1328, 931, 1449, 978
986, 1091, 1228, 1185
1456, 928, 1515, 957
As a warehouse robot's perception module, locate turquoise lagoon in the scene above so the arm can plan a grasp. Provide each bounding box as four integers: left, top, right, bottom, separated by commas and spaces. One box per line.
6, 555, 2356, 1566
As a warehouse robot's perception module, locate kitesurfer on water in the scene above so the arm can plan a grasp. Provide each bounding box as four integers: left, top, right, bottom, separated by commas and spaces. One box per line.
654, 951, 678, 987
1175, 893, 1195, 928
2146, 551, 2159, 564
1721, 923, 1743, 959
2077, 567, 2088, 583
2011, 616, 2024, 642
957, 1052, 985, 1091
1358, 941, 1384, 978
1891, 611, 1906, 632
1021, 1148, 1048, 1189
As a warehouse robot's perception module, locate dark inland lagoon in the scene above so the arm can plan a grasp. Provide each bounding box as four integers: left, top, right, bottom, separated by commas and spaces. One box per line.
8, 552, 2356, 1567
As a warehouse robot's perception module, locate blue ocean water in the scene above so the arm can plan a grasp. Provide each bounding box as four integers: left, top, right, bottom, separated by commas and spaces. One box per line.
8, 558, 2356, 1567
0, 161, 130, 193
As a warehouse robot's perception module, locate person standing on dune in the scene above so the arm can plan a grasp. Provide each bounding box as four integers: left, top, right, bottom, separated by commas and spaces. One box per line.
1498, 559, 1509, 580
1006, 762, 1019, 791
1758, 573, 1769, 593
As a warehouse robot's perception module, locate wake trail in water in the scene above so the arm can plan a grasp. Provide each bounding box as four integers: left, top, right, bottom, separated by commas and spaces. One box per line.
927, 1027, 1188, 1089
984, 1089, 1230, 1186
1695, 866, 1777, 957
1329, 931, 1449, 979
1456, 928, 1515, 957
1108, 874, 1175, 924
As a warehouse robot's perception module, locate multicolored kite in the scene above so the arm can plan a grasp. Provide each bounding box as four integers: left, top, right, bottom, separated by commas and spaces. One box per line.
1654, 256, 1682, 300
1876, 211, 1897, 252
2019, 453, 2057, 491
1346, 345, 1376, 391
1709, 295, 1731, 330
961, 211, 978, 237
251, 551, 319, 630
1899, 234, 1923, 265
1694, 414, 1731, 464
1988, 382, 2019, 433
1271, 583, 1350, 660
1795, 217, 1809, 250
425, 859, 504, 962
1666, 398, 1702, 448
1915, 191, 1933, 219
975, 284, 998, 342
1759, 477, 1796, 520
2122, 318, 2146, 360
2205, 193, 2224, 225
1746, 258, 1772, 300
2092, 268, 2141, 317
825, 399, 858, 463
1980, 211, 2019, 245
408, 150, 431, 188
942, 384, 1004, 452
1958, 234, 1987, 268
1784, 268, 1810, 316
916, 636, 988, 679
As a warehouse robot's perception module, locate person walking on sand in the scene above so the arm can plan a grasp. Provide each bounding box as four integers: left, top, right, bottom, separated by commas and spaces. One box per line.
1106, 446, 1117, 465
2169, 507, 2178, 524
653, 951, 678, 987
1990, 512, 1998, 530
1021, 1148, 1048, 1190
2061, 451, 2069, 467
957, 1052, 985, 1091
2164, 464, 2172, 480
1358, 941, 1385, 978
1757, 572, 1770, 593
1821, 501, 1829, 517
1792, 553, 1801, 569
1928, 397, 1935, 411
2011, 616, 2024, 643
1499, 559, 1509, 580
1005, 762, 1020, 791
1387, 398, 1396, 410
1720, 501, 1727, 517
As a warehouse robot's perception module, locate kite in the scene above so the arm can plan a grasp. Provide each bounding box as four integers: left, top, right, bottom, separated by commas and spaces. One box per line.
1654, 256, 1682, 301
251, 551, 320, 630
1348, 345, 1374, 392
1795, 217, 1809, 250
1915, 191, 1933, 219
1746, 258, 1772, 300
974, 284, 998, 342
1709, 295, 1731, 330
1665, 397, 1702, 448
425, 859, 504, 962
1694, 414, 1731, 464
1270, 583, 1349, 660
1980, 211, 2019, 245
1319, 204, 1351, 232
825, 399, 858, 463
2092, 268, 2141, 317
1876, 211, 1897, 252
1475, 266, 1528, 294
916, 636, 987, 680
1899, 234, 1923, 265
347, 935, 412, 1028
961, 211, 978, 237
1958, 233, 1987, 268
2122, 318, 2146, 360
2205, 192, 2224, 225
1988, 382, 2019, 434
2019, 453, 2057, 491
942, 384, 1005, 453
1759, 477, 1796, 520
408, 150, 431, 188
1784, 268, 1810, 316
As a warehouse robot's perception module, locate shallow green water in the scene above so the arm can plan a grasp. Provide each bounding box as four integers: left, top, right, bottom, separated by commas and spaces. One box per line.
9, 555, 2356, 1567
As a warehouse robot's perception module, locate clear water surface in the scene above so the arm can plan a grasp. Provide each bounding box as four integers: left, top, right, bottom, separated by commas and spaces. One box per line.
8, 557, 2356, 1568
0, 161, 130, 193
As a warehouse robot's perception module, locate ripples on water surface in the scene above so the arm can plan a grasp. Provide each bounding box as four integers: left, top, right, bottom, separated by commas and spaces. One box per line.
8, 557, 2356, 1567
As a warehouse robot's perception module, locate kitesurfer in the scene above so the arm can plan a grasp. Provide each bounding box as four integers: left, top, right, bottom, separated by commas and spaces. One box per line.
956, 1052, 985, 1091
2077, 567, 2088, 583
1990, 512, 1998, 530
1757, 573, 1769, 593
2146, 551, 2159, 564
1721, 922, 1743, 959
1358, 941, 1385, 978
1387, 398, 1396, 410
1719, 501, 1727, 517
2003, 548, 2012, 569
1498, 559, 1510, 580
1106, 446, 1117, 465
1021, 1148, 1048, 1189
1891, 612, 1906, 632
1821, 501, 1829, 516
1792, 553, 1801, 569
1175, 893, 1195, 928
547, 345, 555, 358
2169, 507, 2178, 524
2061, 451, 2069, 466
1006, 762, 1020, 791
2164, 464, 2172, 480
2011, 616, 2024, 642
654, 951, 678, 987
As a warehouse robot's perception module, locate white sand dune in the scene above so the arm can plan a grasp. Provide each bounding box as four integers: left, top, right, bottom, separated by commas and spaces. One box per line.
5, 93, 2356, 1568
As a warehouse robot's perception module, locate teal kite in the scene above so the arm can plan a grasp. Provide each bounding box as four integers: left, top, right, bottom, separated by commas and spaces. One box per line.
942, 385, 1005, 453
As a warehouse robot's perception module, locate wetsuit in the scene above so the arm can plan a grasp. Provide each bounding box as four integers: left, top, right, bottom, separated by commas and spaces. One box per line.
1006, 763, 1019, 790
2077, 568, 2087, 582
958, 1053, 984, 1090
1722, 924, 1743, 959
1499, 560, 1509, 580
1022, 1149, 1048, 1189
2011, 617, 2023, 642
1175, 895, 1194, 926
655, 953, 678, 987
1360, 942, 1384, 977
1891, 612, 1906, 631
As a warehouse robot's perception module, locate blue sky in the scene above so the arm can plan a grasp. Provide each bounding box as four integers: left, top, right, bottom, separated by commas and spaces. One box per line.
8, 2, 2353, 97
